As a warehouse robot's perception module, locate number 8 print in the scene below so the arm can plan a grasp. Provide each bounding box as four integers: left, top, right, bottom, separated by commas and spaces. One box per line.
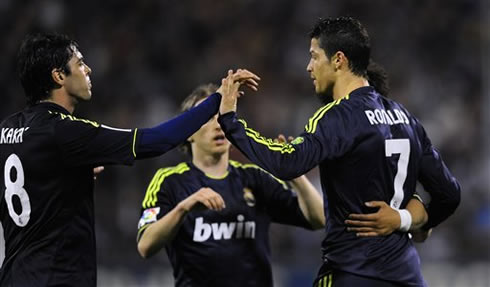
4, 154, 31, 227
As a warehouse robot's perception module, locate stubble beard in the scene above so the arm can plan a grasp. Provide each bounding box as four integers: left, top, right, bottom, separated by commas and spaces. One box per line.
315, 82, 335, 104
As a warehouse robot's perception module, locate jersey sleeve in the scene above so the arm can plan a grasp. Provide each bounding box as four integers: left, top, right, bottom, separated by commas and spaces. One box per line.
416, 121, 461, 229
218, 99, 356, 180
53, 113, 137, 167
251, 167, 312, 229
137, 167, 180, 241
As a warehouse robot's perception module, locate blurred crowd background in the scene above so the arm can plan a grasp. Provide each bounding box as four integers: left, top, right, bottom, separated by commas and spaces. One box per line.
1, 0, 489, 286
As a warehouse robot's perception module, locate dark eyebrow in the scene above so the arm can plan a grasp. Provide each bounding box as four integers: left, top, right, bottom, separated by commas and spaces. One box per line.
77, 57, 84, 63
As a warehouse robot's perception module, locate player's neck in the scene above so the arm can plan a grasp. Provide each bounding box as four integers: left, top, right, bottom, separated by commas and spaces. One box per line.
333, 73, 369, 100
192, 151, 229, 178
43, 91, 77, 114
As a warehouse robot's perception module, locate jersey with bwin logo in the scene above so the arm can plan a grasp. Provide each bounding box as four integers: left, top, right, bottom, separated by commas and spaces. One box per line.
193, 214, 255, 242
137, 161, 312, 287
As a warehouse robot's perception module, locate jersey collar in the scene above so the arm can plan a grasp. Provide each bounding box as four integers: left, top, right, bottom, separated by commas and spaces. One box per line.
33, 102, 72, 115
348, 86, 376, 97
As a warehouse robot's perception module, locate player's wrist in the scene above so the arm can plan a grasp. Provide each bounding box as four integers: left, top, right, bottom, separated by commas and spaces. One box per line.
395, 209, 412, 232
176, 201, 191, 214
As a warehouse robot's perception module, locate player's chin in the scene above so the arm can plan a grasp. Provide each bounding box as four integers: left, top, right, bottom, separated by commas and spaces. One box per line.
212, 144, 229, 154
82, 91, 93, 101
314, 83, 323, 94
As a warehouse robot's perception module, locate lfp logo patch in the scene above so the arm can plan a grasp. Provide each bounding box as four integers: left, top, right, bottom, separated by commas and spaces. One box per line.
138, 207, 161, 229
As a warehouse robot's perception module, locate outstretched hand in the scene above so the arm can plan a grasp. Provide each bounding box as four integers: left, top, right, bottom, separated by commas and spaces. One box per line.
218, 69, 260, 115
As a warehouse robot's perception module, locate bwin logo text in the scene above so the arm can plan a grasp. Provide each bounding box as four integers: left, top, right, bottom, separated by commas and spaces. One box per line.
193, 214, 255, 242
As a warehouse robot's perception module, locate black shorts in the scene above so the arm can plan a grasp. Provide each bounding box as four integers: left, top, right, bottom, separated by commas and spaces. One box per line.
313, 263, 404, 287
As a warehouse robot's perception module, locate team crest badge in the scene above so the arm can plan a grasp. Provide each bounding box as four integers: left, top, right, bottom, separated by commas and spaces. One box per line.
243, 187, 256, 207
138, 207, 161, 229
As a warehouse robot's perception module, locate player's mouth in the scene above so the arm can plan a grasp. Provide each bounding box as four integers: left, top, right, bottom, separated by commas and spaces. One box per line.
213, 134, 226, 144
310, 75, 316, 85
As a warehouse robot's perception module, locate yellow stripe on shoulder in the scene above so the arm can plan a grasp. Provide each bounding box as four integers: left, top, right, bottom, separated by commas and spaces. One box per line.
49, 110, 100, 127
142, 163, 190, 208
229, 160, 288, 189
238, 119, 296, 154
229, 160, 260, 169
305, 98, 347, 134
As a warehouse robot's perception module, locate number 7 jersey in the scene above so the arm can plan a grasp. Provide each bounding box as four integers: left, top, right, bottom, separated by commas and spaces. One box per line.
218, 86, 461, 286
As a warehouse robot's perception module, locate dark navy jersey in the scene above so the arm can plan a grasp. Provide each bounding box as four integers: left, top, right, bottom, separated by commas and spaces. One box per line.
137, 160, 312, 287
0, 103, 137, 286
218, 86, 460, 286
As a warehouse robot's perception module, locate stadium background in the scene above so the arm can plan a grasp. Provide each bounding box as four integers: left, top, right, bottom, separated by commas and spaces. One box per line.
0, 0, 488, 286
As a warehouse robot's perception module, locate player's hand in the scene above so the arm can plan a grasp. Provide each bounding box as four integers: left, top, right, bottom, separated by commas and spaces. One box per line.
410, 228, 432, 243
345, 201, 400, 237
179, 187, 226, 213
218, 69, 260, 115
218, 70, 240, 114
93, 166, 104, 180
233, 69, 260, 92
274, 133, 295, 144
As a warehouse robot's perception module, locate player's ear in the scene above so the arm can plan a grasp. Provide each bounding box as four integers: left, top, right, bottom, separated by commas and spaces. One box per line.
333, 51, 345, 71
51, 68, 65, 85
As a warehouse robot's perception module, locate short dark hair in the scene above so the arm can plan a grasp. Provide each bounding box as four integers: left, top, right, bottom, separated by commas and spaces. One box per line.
17, 32, 79, 105
179, 83, 219, 156
310, 17, 389, 96
310, 16, 370, 77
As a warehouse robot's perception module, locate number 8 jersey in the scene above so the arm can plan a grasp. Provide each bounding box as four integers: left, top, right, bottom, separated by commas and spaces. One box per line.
218, 86, 461, 286
0, 103, 137, 286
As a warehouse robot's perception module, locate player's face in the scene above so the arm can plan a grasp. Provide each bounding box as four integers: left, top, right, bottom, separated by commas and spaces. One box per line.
189, 98, 231, 157
63, 47, 92, 102
307, 38, 335, 96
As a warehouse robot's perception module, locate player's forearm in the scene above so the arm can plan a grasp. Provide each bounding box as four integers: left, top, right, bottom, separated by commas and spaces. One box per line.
137, 205, 188, 258
290, 175, 325, 229
218, 113, 314, 180
135, 93, 221, 159
405, 198, 428, 231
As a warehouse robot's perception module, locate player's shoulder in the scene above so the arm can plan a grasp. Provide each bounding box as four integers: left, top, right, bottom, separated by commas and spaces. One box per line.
229, 159, 264, 174
380, 96, 420, 127
142, 162, 192, 208
229, 160, 288, 188
150, 162, 193, 184
48, 110, 100, 128
304, 96, 352, 134
0, 111, 22, 128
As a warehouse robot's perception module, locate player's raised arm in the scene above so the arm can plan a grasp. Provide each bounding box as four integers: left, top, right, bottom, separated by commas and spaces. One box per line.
134, 69, 260, 158
219, 95, 356, 180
